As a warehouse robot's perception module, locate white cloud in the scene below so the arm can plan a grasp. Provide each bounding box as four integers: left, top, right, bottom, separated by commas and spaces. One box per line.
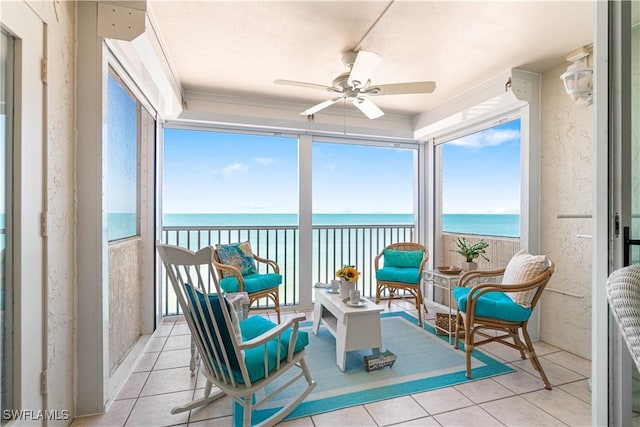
449, 129, 520, 150
222, 162, 246, 177
255, 157, 277, 166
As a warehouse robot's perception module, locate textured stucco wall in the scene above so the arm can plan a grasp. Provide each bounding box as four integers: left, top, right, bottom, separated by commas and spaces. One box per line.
539, 61, 594, 359
108, 238, 142, 374
26, 0, 77, 422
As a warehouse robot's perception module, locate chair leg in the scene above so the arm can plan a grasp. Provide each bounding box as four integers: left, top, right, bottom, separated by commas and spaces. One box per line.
171, 380, 225, 414
273, 290, 281, 324
521, 327, 553, 390
387, 289, 396, 308
242, 394, 254, 427
414, 291, 422, 325
464, 321, 474, 379
454, 312, 462, 349
375, 283, 382, 304
509, 327, 527, 360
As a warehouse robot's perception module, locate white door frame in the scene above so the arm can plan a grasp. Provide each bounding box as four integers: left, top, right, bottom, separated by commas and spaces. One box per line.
0, 0, 46, 416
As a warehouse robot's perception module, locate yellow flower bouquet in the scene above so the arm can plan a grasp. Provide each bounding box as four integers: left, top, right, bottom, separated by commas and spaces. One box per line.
336, 265, 360, 283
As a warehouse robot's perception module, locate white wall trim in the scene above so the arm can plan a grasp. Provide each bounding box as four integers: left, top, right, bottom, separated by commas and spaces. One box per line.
180, 91, 416, 142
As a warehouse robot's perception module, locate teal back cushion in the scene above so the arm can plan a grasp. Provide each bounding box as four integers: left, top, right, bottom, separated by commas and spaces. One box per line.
184, 284, 241, 370
383, 249, 424, 268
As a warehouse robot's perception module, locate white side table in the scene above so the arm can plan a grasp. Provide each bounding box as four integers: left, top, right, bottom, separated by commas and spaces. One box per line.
423, 270, 461, 342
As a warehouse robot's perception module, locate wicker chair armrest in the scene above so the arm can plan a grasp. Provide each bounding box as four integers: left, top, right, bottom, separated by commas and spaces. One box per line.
418, 256, 429, 275
239, 313, 306, 361
253, 254, 280, 273
459, 268, 505, 287
374, 251, 384, 270
212, 260, 242, 276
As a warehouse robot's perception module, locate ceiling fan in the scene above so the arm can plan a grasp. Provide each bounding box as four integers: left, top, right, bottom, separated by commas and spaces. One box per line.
274, 50, 436, 120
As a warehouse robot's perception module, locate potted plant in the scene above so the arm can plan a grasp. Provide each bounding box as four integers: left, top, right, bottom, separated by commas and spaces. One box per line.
451, 237, 490, 271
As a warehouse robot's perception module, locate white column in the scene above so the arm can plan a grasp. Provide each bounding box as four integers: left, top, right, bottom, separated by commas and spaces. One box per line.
76, 2, 109, 414
298, 135, 313, 307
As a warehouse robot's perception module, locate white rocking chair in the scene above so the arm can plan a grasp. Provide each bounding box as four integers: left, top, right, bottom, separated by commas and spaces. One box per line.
156, 242, 316, 427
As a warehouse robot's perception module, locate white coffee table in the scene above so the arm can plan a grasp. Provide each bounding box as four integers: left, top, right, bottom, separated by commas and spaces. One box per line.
312, 288, 384, 371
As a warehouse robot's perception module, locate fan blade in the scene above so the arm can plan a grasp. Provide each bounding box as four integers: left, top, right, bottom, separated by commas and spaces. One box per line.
348, 51, 381, 89
300, 97, 343, 116
352, 97, 384, 119
274, 79, 332, 92
370, 81, 436, 95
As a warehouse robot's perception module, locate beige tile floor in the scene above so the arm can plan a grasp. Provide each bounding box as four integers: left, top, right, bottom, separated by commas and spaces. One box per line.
72, 300, 592, 427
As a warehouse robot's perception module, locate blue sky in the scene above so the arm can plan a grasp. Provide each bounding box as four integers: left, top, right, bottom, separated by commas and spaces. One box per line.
163, 119, 520, 215
441, 119, 521, 214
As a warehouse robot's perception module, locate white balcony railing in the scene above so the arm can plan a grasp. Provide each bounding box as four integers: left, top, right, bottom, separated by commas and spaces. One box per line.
160, 223, 414, 315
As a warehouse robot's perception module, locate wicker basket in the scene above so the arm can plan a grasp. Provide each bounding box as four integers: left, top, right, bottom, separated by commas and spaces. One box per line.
435, 312, 458, 336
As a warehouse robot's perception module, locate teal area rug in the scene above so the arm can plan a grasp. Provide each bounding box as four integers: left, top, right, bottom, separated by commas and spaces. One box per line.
234, 311, 513, 426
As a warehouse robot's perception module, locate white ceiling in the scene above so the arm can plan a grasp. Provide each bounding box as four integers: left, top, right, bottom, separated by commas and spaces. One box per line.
149, 1, 594, 118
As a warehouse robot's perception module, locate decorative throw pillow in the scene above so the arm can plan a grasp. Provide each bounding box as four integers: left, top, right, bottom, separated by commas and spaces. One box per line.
216, 241, 257, 277
383, 249, 424, 269
503, 249, 548, 307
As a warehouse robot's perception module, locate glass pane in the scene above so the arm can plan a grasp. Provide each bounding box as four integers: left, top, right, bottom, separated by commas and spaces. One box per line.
440, 119, 521, 238
434, 118, 521, 268
311, 141, 415, 294
1, 29, 13, 423
162, 128, 298, 309
107, 73, 138, 241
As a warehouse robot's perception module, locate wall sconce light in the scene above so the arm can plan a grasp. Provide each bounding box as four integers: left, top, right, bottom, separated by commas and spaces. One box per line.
560, 46, 593, 106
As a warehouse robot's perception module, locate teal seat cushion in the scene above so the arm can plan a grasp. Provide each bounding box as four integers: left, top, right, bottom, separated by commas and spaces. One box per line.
383, 249, 424, 268
220, 273, 282, 293
376, 267, 420, 285
237, 316, 309, 383
453, 287, 532, 322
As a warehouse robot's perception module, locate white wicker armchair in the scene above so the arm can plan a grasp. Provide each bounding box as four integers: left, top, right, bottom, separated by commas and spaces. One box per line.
606, 264, 640, 373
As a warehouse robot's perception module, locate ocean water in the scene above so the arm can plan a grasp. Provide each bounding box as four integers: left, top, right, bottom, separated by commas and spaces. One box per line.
162, 213, 520, 237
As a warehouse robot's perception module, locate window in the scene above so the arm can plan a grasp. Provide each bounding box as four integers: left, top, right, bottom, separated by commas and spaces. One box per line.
162, 128, 298, 307
107, 72, 139, 241
311, 140, 415, 288
437, 119, 521, 238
